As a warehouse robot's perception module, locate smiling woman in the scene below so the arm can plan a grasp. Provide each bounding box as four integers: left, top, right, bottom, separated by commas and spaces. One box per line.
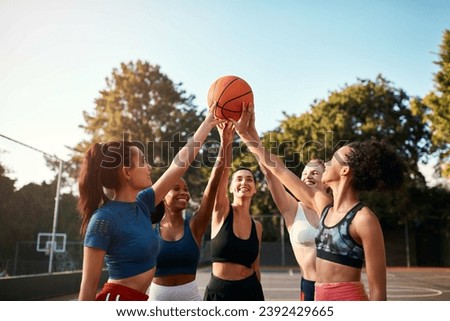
203, 122, 264, 301
234, 105, 407, 301
258, 158, 329, 301
148, 122, 228, 301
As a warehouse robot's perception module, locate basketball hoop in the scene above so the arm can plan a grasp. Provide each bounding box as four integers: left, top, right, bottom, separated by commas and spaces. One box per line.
45, 241, 53, 256
36, 233, 67, 254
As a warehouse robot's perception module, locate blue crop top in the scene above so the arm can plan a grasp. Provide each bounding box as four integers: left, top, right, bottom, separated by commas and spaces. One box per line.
210, 206, 259, 269
154, 218, 200, 277
84, 187, 160, 279
315, 202, 365, 269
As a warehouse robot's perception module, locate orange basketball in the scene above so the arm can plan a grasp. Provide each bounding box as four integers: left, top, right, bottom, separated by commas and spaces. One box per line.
207, 75, 253, 121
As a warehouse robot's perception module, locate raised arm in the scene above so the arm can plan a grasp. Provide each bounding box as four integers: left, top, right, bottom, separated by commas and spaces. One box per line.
260, 163, 298, 228
244, 110, 298, 227
211, 123, 234, 232
234, 105, 332, 215
190, 122, 234, 244
152, 106, 223, 204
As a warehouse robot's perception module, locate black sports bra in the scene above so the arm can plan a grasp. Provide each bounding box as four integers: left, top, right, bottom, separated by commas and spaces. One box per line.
210, 206, 259, 268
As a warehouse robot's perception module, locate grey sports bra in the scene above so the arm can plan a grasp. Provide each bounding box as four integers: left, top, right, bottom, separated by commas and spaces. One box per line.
315, 202, 365, 268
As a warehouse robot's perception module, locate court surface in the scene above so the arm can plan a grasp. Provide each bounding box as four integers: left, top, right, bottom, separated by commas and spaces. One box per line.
196, 266, 450, 301
51, 266, 450, 301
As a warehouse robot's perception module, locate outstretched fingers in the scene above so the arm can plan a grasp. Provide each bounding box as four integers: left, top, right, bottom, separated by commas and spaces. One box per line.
233, 102, 253, 135
207, 102, 226, 127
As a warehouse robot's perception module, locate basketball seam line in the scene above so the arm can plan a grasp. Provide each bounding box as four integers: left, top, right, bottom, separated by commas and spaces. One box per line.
217, 77, 240, 105
222, 91, 253, 108
217, 107, 241, 113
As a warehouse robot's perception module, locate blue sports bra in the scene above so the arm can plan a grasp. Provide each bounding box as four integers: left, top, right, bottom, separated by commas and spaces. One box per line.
154, 218, 200, 277
315, 202, 365, 268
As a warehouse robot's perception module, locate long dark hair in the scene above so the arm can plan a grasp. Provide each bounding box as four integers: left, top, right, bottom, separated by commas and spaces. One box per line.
77, 141, 138, 236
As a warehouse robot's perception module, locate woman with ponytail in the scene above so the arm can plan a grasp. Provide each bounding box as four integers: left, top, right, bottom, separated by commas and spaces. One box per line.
77, 106, 222, 301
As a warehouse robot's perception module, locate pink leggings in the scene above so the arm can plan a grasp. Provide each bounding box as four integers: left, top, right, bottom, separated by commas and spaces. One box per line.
315, 282, 368, 301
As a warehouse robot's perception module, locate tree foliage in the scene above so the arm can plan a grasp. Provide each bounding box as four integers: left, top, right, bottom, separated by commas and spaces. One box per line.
417, 29, 450, 177
69, 60, 219, 200
265, 75, 430, 183
0, 162, 80, 274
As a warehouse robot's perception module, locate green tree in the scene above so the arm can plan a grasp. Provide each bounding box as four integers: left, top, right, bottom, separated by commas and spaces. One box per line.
12, 182, 57, 243
264, 75, 430, 183
0, 167, 80, 274
0, 163, 16, 269
417, 29, 450, 178
69, 60, 218, 201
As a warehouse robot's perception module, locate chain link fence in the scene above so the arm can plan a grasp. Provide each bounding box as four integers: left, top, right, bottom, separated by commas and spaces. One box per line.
7, 215, 297, 277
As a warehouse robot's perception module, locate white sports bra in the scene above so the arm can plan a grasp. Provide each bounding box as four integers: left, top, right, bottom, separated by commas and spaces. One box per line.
288, 203, 317, 247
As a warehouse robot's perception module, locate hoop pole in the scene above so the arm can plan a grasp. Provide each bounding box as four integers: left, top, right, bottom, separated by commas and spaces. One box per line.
48, 159, 63, 274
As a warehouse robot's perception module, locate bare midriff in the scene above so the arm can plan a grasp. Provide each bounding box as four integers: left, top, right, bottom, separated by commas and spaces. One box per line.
152, 274, 196, 286
108, 267, 155, 293
315, 258, 361, 283
212, 262, 254, 280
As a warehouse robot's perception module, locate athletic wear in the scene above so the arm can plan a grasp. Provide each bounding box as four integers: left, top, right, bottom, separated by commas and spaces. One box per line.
84, 188, 159, 279
300, 277, 315, 301
154, 218, 200, 277
210, 206, 259, 269
203, 272, 264, 301
288, 203, 317, 301
315, 282, 368, 301
288, 203, 317, 247
315, 202, 365, 269
96, 283, 149, 301
148, 280, 201, 301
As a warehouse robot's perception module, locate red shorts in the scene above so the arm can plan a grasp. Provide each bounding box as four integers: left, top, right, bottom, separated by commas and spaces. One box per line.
96, 283, 149, 301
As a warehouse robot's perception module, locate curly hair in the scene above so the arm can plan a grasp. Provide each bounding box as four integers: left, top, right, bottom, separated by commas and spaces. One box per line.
345, 140, 406, 192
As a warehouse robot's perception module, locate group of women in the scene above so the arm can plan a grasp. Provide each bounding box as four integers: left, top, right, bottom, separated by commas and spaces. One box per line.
77, 103, 405, 301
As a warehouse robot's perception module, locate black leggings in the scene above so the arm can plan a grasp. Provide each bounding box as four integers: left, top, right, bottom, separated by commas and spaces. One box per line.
203, 272, 265, 301
300, 277, 316, 301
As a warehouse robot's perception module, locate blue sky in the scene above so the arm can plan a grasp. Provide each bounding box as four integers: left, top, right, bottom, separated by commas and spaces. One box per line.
1, 0, 449, 188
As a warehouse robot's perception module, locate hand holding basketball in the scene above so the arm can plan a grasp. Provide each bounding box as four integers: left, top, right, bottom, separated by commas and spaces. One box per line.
207, 75, 253, 121
233, 104, 256, 139
204, 102, 226, 128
